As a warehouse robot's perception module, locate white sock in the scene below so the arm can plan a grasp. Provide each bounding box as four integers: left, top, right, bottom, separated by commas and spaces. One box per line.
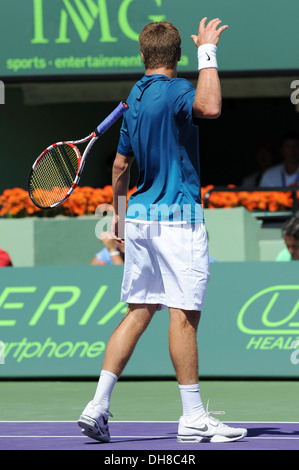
179, 384, 205, 422
91, 370, 118, 412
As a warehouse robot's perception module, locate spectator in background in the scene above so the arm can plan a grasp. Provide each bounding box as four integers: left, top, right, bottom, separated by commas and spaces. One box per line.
259, 133, 299, 187
276, 214, 299, 261
91, 231, 124, 265
241, 140, 276, 187
0, 249, 13, 267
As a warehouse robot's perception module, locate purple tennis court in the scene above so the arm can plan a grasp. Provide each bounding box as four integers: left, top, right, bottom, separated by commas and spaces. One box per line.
0, 421, 298, 450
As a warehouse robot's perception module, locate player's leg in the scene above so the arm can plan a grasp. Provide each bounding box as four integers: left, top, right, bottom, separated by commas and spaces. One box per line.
169, 308, 247, 443
78, 303, 157, 441
169, 308, 205, 418
168, 308, 201, 384
101, 302, 158, 376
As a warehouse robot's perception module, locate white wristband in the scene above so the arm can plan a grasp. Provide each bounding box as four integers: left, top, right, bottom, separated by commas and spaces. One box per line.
110, 250, 120, 256
197, 44, 217, 70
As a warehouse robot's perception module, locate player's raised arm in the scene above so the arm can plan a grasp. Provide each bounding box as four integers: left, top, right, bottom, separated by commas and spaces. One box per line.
192, 17, 228, 119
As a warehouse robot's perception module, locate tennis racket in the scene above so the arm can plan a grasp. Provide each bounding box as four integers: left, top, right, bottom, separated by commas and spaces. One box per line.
28, 100, 128, 210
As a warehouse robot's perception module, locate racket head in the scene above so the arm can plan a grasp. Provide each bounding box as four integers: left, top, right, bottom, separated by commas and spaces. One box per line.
28, 142, 81, 209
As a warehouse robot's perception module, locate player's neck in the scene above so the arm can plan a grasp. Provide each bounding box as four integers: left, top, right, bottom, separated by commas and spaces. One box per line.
145, 66, 177, 78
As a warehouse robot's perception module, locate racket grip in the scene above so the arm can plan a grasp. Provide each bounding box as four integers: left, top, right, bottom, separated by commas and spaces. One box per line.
95, 101, 129, 136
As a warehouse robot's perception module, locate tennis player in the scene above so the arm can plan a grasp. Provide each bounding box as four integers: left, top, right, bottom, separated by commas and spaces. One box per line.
78, 17, 247, 443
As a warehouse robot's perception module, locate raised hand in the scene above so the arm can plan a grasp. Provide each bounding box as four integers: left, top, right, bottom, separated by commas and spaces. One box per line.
191, 17, 228, 47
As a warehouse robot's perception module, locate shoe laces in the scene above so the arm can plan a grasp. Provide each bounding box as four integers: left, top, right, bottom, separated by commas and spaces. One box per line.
101, 411, 113, 429
102, 410, 113, 421
204, 400, 225, 424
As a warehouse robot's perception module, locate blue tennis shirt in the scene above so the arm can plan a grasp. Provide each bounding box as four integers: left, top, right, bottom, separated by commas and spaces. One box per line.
117, 74, 204, 223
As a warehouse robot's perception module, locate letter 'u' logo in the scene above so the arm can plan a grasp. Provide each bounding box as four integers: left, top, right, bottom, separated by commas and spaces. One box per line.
237, 285, 299, 335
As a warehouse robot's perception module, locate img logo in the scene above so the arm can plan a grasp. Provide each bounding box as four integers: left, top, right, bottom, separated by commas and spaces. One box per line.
237, 285, 299, 351
31, 0, 167, 44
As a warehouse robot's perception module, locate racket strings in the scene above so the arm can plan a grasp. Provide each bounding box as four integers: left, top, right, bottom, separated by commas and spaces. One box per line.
30, 144, 80, 208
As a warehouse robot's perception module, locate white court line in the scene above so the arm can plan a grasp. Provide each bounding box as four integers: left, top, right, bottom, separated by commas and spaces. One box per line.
0, 435, 85, 438
0, 435, 169, 438
0, 420, 298, 423
0, 435, 299, 441
249, 437, 299, 440
0, 421, 298, 441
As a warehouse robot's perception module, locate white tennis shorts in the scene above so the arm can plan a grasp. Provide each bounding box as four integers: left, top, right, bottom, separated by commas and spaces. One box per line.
120, 219, 210, 311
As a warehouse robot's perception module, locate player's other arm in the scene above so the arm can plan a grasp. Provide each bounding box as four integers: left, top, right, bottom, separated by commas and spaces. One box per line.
111, 152, 134, 243
191, 17, 228, 119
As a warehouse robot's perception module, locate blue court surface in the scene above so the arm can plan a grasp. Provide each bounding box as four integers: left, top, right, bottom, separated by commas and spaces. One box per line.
0, 420, 298, 450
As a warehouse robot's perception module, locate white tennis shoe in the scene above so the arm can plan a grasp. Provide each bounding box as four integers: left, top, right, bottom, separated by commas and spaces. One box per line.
177, 402, 247, 443
78, 401, 112, 443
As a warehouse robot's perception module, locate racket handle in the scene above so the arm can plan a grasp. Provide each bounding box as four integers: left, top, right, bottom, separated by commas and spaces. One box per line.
95, 101, 129, 136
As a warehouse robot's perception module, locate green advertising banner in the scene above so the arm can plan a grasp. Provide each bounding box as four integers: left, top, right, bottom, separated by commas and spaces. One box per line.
1, 0, 298, 80
0, 263, 299, 378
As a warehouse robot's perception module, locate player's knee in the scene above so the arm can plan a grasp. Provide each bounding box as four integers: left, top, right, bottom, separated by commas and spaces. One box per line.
170, 309, 201, 330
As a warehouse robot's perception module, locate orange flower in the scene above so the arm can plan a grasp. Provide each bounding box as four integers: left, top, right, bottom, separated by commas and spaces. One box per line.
0, 185, 296, 217
0, 187, 41, 217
